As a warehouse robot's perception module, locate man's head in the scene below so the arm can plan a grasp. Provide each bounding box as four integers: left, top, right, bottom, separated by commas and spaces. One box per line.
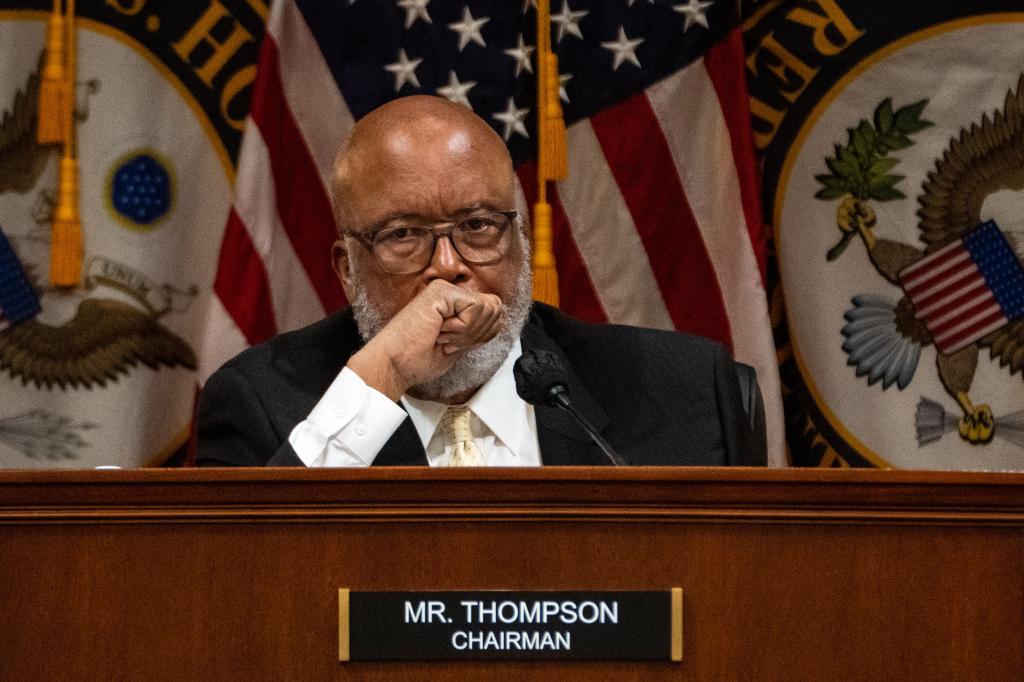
330, 96, 532, 401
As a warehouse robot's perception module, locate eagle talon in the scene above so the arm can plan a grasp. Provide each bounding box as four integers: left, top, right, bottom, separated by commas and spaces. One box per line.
836, 196, 878, 250
955, 393, 994, 444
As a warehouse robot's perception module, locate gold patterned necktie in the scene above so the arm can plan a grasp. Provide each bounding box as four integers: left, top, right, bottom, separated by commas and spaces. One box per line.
441, 406, 486, 467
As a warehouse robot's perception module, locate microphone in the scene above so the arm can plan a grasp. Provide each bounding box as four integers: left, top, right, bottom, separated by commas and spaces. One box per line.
513, 349, 626, 466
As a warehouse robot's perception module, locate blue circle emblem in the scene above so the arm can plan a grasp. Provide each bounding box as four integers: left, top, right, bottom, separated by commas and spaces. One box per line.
110, 154, 171, 225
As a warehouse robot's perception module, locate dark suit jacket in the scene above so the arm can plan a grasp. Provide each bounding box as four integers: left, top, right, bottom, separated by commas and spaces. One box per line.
197, 303, 762, 466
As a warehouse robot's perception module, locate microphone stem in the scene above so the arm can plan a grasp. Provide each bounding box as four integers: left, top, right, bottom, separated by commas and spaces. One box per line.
551, 392, 626, 466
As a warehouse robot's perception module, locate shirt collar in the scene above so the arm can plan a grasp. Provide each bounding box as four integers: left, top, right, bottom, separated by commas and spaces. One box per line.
401, 339, 529, 457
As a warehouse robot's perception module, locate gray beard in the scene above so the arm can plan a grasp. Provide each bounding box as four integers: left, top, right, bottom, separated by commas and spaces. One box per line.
349, 257, 533, 402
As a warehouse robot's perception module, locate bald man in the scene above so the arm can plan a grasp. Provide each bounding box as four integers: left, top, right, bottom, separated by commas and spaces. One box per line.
197, 96, 762, 467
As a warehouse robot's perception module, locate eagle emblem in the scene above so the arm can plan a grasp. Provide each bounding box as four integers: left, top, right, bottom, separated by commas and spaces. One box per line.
0, 53, 196, 392
820, 76, 1024, 448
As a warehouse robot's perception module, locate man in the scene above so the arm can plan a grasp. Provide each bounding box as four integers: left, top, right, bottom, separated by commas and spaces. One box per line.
198, 96, 762, 467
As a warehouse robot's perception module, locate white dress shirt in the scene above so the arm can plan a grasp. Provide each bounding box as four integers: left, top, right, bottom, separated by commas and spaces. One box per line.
287, 339, 541, 467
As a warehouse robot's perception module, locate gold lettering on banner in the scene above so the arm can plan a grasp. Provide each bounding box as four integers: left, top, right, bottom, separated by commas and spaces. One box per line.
105, 0, 146, 16
745, 0, 864, 150
746, 32, 819, 103
171, 0, 253, 87
788, 0, 865, 56
818, 449, 851, 468
749, 96, 787, 150
220, 64, 255, 131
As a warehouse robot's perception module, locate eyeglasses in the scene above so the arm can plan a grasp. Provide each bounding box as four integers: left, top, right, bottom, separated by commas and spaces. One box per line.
344, 210, 518, 275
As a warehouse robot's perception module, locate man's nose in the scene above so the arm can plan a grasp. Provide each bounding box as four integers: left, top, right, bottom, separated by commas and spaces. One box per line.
423, 233, 470, 283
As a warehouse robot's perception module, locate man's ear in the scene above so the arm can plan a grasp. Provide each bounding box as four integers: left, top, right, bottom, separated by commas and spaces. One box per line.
332, 238, 355, 300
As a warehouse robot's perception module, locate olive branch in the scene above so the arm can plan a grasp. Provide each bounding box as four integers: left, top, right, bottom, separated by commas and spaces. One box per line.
817, 98, 933, 260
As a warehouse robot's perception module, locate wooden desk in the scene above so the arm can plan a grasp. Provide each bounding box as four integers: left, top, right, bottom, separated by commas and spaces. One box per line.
1, 468, 1021, 680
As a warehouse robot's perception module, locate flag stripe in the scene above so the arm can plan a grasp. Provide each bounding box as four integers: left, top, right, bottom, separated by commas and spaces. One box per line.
647, 61, 766, 343
198, 297, 251, 383
932, 299, 1000, 341
704, 29, 767, 283
250, 35, 345, 315
924, 280, 992, 327
904, 252, 973, 298
899, 239, 965, 282
590, 91, 732, 345
647, 58, 784, 461
270, 0, 353, 192
913, 269, 983, 316
550, 185, 609, 325
233, 124, 326, 332
559, 119, 675, 329
214, 209, 279, 345
516, 163, 607, 324
938, 309, 1007, 353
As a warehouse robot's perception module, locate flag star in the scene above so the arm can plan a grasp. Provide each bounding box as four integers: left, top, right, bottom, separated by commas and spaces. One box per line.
601, 26, 644, 71
492, 97, 530, 141
674, 0, 714, 31
397, 0, 431, 29
448, 6, 489, 51
558, 72, 572, 103
436, 70, 476, 108
504, 35, 535, 77
384, 49, 422, 91
551, 1, 588, 43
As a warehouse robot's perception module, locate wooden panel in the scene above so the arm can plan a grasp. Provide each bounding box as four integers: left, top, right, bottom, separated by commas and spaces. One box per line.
0, 468, 1022, 680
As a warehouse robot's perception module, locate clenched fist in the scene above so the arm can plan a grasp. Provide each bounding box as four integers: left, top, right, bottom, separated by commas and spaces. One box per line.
346, 280, 504, 401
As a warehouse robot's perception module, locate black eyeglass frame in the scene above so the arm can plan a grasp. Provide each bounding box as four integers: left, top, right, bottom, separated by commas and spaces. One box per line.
343, 210, 519, 275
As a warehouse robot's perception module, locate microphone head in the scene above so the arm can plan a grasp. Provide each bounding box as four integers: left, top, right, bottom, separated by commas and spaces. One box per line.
513, 349, 569, 406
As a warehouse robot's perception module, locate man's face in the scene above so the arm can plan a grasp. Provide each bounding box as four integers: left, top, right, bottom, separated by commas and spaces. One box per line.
330, 104, 532, 400
333, 125, 526, 318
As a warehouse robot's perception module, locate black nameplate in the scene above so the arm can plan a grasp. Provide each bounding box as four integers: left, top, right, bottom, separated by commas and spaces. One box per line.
338, 589, 682, 662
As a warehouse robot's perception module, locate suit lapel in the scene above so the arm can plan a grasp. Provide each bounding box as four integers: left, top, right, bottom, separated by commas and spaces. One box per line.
520, 313, 618, 466
372, 418, 429, 466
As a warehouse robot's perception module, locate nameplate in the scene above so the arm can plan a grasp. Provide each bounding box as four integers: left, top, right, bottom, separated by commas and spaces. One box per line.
338, 589, 682, 662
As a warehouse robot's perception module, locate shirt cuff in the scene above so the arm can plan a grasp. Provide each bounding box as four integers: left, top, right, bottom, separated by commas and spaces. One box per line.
288, 366, 408, 467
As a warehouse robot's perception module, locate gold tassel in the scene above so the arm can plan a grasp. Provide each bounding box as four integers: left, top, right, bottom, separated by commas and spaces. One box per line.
532, 0, 563, 307
37, 0, 66, 144
50, 0, 81, 287
540, 53, 568, 180
50, 155, 82, 287
531, 202, 559, 307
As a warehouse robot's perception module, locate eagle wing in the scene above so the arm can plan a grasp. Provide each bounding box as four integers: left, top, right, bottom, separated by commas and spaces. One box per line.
0, 52, 51, 195
917, 74, 1024, 249
984, 318, 1024, 378
917, 74, 1024, 365
0, 298, 197, 389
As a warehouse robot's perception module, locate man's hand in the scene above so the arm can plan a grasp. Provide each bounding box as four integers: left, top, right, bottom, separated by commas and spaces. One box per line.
346, 281, 503, 401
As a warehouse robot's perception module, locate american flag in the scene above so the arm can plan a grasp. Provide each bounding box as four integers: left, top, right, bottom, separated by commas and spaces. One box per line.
900, 220, 1024, 355
200, 0, 784, 464
0, 228, 40, 332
